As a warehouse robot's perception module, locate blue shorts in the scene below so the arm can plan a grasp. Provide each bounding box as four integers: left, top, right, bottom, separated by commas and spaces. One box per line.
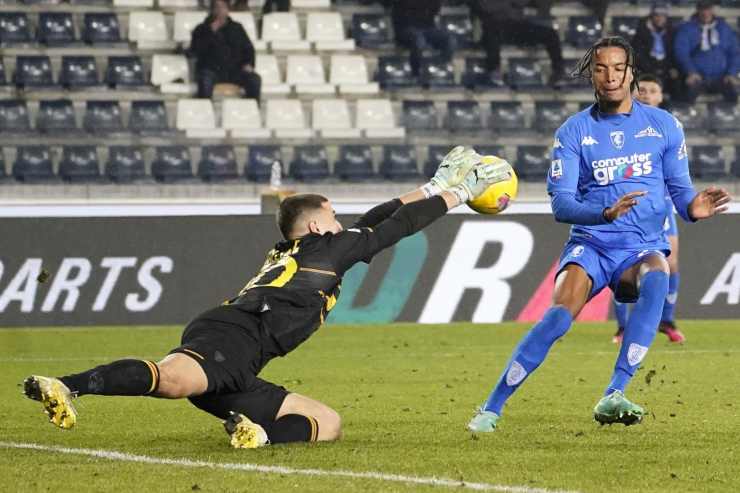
557, 240, 666, 303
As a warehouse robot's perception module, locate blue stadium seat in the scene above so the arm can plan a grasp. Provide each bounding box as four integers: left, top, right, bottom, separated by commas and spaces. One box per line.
0, 100, 31, 134
13, 146, 55, 183
199, 145, 239, 182
151, 146, 193, 183
0, 12, 32, 43
105, 56, 146, 87
403, 100, 439, 131
419, 57, 456, 88
60, 56, 99, 88
507, 58, 545, 90
335, 145, 376, 181
560, 59, 591, 90
377, 56, 415, 89
489, 102, 527, 133
84, 100, 123, 134
424, 145, 451, 178
37, 99, 78, 134
447, 101, 482, 132
129, 100, 169, 134
291, 145, 330, 182
0, 58, 5, 85
381, 145, 421, 180
37, 12, 76, 45
670, 103, 706, 131
440, 14, 475, 48
106, 146, 146, 183
691, 146, 726, 180
351, 14, 391, 48
708, 103, 740, 135
82, 13, 121, 44
0, 149, 6, 181
462, 57, 502, 89
13, 56, 54, 87
59, 146, 100, 183
516, 145, 550, 181
611, 16, 640, 39
534, 102, 569, 134
246, 145, 282, 183
567, 16, 603, 48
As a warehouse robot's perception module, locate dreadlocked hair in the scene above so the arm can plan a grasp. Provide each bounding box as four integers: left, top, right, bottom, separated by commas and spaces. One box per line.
571, 36, 639, 97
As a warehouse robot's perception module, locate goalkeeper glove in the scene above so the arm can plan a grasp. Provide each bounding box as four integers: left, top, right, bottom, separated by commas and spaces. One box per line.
449, 158, 513, 204
421, 146, 481, 198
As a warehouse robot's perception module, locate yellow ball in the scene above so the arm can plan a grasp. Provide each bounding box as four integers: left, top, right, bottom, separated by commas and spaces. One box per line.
466, 165, 518, 215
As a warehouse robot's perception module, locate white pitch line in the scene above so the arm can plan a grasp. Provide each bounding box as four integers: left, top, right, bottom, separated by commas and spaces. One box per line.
0, 441, 577, 493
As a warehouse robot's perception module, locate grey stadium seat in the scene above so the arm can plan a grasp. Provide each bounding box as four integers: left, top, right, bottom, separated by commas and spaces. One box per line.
13, 146, 56, 183
84, 100, 124, 134
37, 99, 78, 134
59, 146, 101, 183
151, 146, 193, 183
199, 145, 239, 182
0, 99, 32, 134
106, 146, 146, 183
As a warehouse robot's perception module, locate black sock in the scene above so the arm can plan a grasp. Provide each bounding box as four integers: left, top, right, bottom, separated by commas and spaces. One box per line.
263, 414, 317, 444
59, 359, 159, 397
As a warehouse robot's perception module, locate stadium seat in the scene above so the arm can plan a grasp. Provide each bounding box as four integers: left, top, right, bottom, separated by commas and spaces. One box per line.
59, 146, 100, 183
381, 145, 421, 180
222, 98, 270, 139
534, 102, 569, 134
0, 12, 32, 43
312, 99, 361, 138
176, 99, 225, 139
286, 55, 334, 94
113, 0, 154, 6
229, 12, 266, 51
59, 56, 98, 88
13, 56, 54, 87
82, 13, 121, 44
265, 99, 313, 139
462, 57, 503, 89
377, 56, 416, 89
356, 99, 405, 139
292, 0, 331, 7
37, 99, 78, 134
173, 11, 207, 45
0, 58, 5, 85
560, 58, 591, 90
262, 13, 310, 51
708, 103, 740, 135
507, 58, 545, 90
335, 145, 376, 181
473, 145, 507, 160
151, 54, 191, 94
0, 100, 32, 134
440, 14, 475, 48
691, 146, 727, 180
670, 103, 706, 131
447, 101, 482, 133
611, 16, 640, 39
255, 55, 290, 94
306, 12, 355, 51
330, 55, 379, 94
106, 56, 146, 87
246, 145, 282, 182
84, 100, 123, 135
424, 145, 451, 178
732, 147, 740, 179
151, 146, 193, 183
129, 100, 170, 134
291, 145, 330, 181
0, 150, 6, 181
403, 100, 439, 131
106, 146, 147, 183
128, 11, 172, 49
37, 12, 75, 45
489, 101, 527, 134
516, 145, 550, 181
13, 146, 55, 183
199, 145, 239, 182
567, 16, 603, 48
159, 0, 199, 8
350, 14, 391, 49
419, 57, 456, 88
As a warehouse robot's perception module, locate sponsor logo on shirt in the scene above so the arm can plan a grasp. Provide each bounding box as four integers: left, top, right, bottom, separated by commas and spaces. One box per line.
581, 135, 599, 146
571, 245, 585, 258
678, 139, 688, 160
610, 130, 625, 150
550, 159, 563, 179
591, 152, 653, 185
634, 126, 663, 138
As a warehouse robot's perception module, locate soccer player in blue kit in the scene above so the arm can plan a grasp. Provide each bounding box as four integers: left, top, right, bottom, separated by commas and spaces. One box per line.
468, 37, 731, 431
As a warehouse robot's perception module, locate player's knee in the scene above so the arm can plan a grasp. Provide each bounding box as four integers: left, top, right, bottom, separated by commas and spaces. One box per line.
154, 364, 187, 398
317, 408, 342, 441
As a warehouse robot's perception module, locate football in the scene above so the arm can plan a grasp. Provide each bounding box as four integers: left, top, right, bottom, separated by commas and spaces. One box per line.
467, 157, 518, 215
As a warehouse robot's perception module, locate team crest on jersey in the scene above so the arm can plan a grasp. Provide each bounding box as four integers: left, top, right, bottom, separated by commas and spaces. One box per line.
634, 126, 663, 139
581, 135, 598, 146
610, 131, 625, 149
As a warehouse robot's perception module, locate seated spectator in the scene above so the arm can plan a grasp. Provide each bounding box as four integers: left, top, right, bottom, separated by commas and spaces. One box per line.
389, 0, 456, 77
673, 0, 739, 104
634, 73, 665, 108
468, 0, 566, 87
632, 2, 680, 100
191, 0, 261, 100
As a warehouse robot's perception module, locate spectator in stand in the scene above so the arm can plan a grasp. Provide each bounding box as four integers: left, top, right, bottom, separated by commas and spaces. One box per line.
191, 0, 261, 100
632, 2, 680, 100
468, 0, 566, 88
388, 0, 456, 77
673, 0, 739, 104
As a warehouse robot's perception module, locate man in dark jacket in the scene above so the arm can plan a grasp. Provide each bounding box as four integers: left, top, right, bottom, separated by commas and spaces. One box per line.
390, 0, 456, 76
632, 2, 679, 99
191, 0, 261, 100
673, 0, 739, 103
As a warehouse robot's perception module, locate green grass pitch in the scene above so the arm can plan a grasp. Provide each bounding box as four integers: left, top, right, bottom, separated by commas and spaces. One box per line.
1, 321, 739, 492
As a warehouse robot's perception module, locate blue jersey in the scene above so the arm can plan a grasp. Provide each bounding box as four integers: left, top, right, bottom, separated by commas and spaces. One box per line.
547, 100, 695, 250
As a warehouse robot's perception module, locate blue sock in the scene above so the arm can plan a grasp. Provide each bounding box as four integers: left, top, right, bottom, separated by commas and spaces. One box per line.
483, 306, 573, 415
606, 271, 669, 395
661, 272, 680, 323
613, 299, 630, 329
